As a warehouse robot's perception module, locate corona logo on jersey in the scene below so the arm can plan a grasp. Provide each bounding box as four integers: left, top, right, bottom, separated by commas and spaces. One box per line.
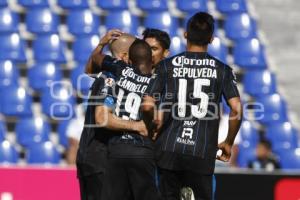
172, 56, 216, 67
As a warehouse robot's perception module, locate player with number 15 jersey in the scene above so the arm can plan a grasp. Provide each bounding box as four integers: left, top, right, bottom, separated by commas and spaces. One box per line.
144, 12, 242, 200
148, 51, 239, 173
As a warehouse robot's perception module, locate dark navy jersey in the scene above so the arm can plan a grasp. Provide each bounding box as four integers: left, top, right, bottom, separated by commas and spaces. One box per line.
101, 55, 156, 158
147, 51, 240, 173
76, 72, 116, 177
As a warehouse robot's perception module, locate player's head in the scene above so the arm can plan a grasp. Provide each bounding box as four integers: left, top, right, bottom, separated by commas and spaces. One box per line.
142, 28, 170, 66
185, 12, 214, 47
109, 33, 136, 63
256, 139, 272, 159
128, 39, 152, 72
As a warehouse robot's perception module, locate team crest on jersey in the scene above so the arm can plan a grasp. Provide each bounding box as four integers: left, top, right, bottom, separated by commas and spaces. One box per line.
105, 78, 115, 87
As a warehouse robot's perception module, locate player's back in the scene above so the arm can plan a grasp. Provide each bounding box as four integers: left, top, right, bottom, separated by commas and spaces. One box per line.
108, 66, 155, 158
150, 51, 239, 172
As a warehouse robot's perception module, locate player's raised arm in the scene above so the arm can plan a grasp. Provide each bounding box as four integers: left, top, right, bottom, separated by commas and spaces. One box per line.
85, 29, 123, 74
95, 105, 148, 137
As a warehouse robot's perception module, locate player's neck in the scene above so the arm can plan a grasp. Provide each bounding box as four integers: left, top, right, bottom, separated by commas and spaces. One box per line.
186, 42, 208, 53
137, 64, 152, 75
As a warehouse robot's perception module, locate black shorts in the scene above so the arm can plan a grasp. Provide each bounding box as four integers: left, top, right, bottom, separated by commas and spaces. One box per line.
159, 168, 213, 200
101, 157, 162, 200
78, 173, 104, 200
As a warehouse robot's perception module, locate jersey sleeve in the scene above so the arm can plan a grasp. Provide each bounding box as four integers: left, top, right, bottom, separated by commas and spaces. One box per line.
146, 61, 167, 101
101, 55, 127, 78
90, 75, 116, 108
222, 66, 240, 101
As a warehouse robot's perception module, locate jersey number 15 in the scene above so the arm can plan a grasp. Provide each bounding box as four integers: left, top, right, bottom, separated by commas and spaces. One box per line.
178, 78, 210, 119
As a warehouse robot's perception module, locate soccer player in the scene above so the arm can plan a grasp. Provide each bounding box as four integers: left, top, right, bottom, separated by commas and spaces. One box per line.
76, 30, 140, 200
143, 12, 243, 200
142, 28, 171, 66
89, 39, 161, 200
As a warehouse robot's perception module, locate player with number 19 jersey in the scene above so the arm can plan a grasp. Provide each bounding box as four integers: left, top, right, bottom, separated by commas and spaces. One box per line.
100, 55, 156, 158
147, 51, 240, 174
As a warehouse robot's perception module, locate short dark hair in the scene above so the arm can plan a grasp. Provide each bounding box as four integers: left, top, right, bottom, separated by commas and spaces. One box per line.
129, 39, 152, 66
259, 139, 272, 150
142, 28, 171, 50
186, 12, 214, 46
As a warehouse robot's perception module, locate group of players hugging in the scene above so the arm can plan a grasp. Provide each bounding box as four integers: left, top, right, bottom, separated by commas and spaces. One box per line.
76, 12, 242, 200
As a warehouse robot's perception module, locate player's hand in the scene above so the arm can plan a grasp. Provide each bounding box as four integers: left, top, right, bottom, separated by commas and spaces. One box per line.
151, 119, 161, 140
99, 29, 123, 46
135, 121, 148, 137
216, 142, 232, 162
151, 132, 159, 140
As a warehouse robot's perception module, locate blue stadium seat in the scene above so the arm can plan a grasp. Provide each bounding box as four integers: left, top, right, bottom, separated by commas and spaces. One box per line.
71, 64, 94, 96
32, 34, 66, 63
15, 117, 50, 147
266, 122, 298, 150
136, 0, 168, 11
41, 84, 75, 119
0, 33, 27, 62
57, 0, 89, 9
97, 0, 128, 10
0, 8, 19, 33
72, 35, 99, 63
105, 11, 139, 35
0, 60, 19, 88
233, 38, 266, 69
254, 93, 288, 124
67, 9, 99, 36
0, 120, 6, 141
215, 0, 247, 14
208, 37, 228, 63
0, 0, 8, 7
25, 8, 59, 34
243, 70, 277, 97
169, 36, 185, 55
0, 86, 32, 117
237, 142, 256, 167
26, 141, 61, 164
279, 148, 300, 169
176, 0, 207, 12
239, 120, 259, 147
144, 12, 179, 36
28, 62, 62, 91
18, 0, 49, 8
57, 120, 70, 148
0, 140, 18, 163
225, 13, 257, 41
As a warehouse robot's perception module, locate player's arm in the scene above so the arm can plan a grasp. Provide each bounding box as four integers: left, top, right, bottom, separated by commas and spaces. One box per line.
95, 105, 148, 137
217, 67, 243, 162
85, 29, 123, 74
142, 63, 166, 139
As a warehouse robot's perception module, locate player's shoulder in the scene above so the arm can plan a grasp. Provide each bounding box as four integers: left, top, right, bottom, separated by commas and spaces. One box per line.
165, 52, 186, 63
103, 55, 128, 67
155, 52, 186, 71
207, 54, 232, 71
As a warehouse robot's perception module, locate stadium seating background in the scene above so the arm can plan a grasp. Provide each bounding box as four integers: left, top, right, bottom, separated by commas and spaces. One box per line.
0, 0, 299, 169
